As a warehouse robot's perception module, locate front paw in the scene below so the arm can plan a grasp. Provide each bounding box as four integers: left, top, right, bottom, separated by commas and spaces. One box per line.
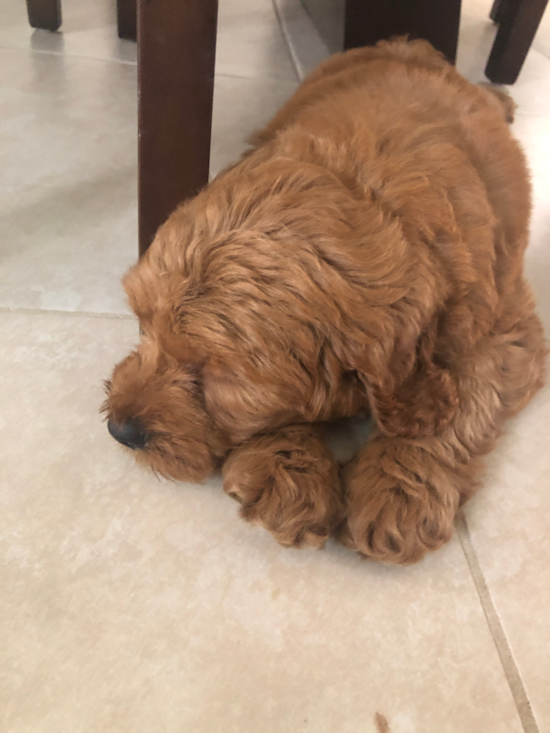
339, 437, 460, 564
223, 426, 344, 549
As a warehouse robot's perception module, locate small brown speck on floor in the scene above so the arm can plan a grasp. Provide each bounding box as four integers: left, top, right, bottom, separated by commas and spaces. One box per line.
375, 712, 390, 733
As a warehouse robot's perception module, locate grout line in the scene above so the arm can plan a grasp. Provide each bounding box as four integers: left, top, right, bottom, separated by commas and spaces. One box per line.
271, 0, 331, 82
215, 71, 298, 83
271, 0, 305, 81
512, 111, 550, 119
0, 43, 298, 84
0, 306, 136, 321
0, 42, 137, 66
456, 513, 539, 733
296, 0, 316, 28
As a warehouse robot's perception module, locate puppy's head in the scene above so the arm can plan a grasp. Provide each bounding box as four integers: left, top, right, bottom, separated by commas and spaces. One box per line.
103, 236, 314, 482
103, 154, 427, 480
103, 172, 333, 481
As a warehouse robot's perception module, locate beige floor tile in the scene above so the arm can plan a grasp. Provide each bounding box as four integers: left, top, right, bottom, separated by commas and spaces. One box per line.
532, 0, 550, 60
463, 380, 550, 732
0, 311, 524, 733
0, 47, 137, 315
0, 0, 136, 65
272, 0, 333, 79
459, 0, 550, 117
300, 0, 345, 55
462, 0, 550, 61
211, 75, 297, 175
0, 0, 298, 81
0, 47, 296, 315
506, 49, 550, 118
457, 2, 499, 81
514, 114, 550, 329
216, 0, 298, 81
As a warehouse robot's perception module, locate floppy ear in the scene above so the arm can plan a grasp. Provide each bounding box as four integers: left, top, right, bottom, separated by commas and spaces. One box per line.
352, 326, 459, 439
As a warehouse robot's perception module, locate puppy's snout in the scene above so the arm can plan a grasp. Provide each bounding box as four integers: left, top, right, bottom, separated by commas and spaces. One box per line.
108, 417, 148, 450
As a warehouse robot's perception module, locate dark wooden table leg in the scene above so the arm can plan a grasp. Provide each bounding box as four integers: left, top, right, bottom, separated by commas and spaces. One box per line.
117, 0, 136, 41
490, 0, 507, 23
25, 0, 61, 31
138, 0, 219, 256
486, 0, 549, 83
344, 0, 462, 63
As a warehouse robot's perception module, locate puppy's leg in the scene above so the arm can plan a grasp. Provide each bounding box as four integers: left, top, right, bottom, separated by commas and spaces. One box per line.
223, 424, 344, 549
340, 316, 545, 565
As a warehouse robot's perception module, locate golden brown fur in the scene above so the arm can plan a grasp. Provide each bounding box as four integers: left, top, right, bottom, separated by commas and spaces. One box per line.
105, 39, 546, 564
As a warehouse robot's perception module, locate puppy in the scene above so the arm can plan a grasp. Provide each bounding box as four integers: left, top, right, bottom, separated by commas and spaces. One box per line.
104, 38, 545, 564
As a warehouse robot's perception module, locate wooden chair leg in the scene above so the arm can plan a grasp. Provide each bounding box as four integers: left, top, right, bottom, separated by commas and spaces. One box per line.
490, 0, 508, 23
25, 0, 61, 31
117, 0, 136, 41
486, 0, 549, 84
344, 0, 462, 64
137, 0, 219, 256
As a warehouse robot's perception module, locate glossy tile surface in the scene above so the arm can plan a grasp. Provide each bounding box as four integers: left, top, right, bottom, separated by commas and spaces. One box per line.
216, 0, 298, 81
0, 48, 297, 315
456, 0, 550, 117
1, 0, 549, 730
0, 47, 138, 315
0, 0, 137, 64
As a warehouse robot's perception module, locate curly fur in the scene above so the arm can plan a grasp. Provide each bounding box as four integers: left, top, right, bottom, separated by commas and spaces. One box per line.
104, 38, 546, 564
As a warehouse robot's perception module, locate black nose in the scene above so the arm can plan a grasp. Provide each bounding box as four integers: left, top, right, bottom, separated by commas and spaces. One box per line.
107, 417, 148, 450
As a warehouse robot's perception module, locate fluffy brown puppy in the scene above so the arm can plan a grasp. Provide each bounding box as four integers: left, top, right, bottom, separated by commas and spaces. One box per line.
105, 38, 546, 564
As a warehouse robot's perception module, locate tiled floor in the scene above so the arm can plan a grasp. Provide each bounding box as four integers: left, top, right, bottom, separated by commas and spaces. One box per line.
0, 1, 549, 731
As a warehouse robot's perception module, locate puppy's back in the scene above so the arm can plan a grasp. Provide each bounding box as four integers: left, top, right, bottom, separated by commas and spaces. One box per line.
250, 38, 530, 292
